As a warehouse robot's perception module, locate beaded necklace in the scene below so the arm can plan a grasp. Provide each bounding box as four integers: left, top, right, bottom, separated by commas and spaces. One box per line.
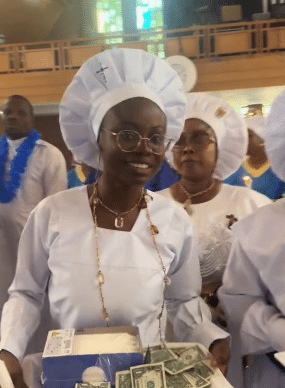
90, 184, 170, 342
179, 179, 217, 215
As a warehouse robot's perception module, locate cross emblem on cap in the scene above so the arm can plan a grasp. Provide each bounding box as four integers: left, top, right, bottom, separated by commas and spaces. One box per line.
96, 62, 108, 83
215, 107, 226, 118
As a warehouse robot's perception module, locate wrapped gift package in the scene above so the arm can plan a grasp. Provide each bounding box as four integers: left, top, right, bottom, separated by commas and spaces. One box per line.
42, 326, 143, 388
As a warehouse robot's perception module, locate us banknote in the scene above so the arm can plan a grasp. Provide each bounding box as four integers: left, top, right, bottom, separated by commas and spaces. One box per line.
130, 362, 167, 388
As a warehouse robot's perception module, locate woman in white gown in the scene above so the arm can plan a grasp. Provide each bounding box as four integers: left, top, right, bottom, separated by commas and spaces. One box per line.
219, 89, 285, 387
0, 49, 229, 388
160, 93, 271, 387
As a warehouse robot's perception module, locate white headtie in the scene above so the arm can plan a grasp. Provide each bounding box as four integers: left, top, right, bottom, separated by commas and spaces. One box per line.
167, 93, 248, 180
265, 89, 285, 181
59, 48, 187, 168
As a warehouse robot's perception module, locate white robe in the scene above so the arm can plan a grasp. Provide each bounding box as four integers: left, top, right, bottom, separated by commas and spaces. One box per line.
160, 184, 271, 388
0, 138, 67, 353
0, 186, 228, 362
160, 184, 271, 285
219, 199, 285, 387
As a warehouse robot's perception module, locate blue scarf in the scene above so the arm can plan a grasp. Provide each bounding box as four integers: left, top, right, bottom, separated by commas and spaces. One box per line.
0, 130, 40, 203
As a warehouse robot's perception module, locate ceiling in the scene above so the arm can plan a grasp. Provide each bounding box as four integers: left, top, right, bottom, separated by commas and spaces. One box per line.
0, 0, 69, 43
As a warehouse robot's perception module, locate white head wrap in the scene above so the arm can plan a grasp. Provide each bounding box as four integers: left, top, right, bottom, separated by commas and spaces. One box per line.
59, 48, 187, 168
245, 115, 266, 139
265, 89, 285, 181
167, 93, 248, 180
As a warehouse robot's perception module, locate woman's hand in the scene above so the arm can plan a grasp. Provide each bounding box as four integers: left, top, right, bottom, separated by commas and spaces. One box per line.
0, 350, 28, 388
208, 339, 230, 376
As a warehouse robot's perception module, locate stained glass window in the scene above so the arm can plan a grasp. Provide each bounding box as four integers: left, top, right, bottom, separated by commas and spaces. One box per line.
96, 0, 123, 33
96, 0, 163, 33
136, 0, 163, 30
95, 0, 164, 56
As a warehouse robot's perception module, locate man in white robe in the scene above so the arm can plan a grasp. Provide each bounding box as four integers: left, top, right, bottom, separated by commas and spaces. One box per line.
219, 88, 285, 387
0, 95, 67, 350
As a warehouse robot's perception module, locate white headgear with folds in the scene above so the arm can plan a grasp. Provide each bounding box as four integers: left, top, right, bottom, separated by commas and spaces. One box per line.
167, 93, 248, 180
265, 89, 285, 181
60, 48, 187, 168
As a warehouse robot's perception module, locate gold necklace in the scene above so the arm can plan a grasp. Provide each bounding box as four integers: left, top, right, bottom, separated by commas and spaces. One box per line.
179, 179, 216, 215
90, 186, 170, 343
94, 184, 144, 228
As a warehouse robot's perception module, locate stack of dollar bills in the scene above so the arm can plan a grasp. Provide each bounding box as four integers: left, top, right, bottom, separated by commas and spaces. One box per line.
75, 384, 111, 388
115, 343, 215, 388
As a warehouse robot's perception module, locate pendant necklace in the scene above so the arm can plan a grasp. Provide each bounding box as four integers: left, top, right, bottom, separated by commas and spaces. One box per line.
179, 179, 216, 216
90, 184, 170, 344
93, 184, 144, 229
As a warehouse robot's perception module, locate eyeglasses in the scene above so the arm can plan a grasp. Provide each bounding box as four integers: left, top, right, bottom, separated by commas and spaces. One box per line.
172, 131, 215, 151
102, 128, 172, 155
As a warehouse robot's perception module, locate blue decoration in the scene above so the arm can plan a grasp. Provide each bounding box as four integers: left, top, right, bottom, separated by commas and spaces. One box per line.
224, 165, 285, 200
0, 130, 40, 203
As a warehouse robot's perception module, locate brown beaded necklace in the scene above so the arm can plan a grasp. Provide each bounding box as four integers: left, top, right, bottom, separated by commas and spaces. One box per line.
90, 184, 170, 342
179, 179, 217, 215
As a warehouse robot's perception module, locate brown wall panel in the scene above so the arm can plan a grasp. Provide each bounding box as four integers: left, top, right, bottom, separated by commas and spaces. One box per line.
193, 53, 285, 92
34, 115, 72, 171
0, 113, 72, 169
0, 70, 76, 105
1, 54, 285, 103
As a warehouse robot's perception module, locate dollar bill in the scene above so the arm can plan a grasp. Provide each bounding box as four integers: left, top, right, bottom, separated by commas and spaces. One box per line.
184, 371, 211, 388
149, 345, 164, 351
150, 347, 177, 364
165, 372, 194, 388
179, 346, 208, 366
192, 361, 215, 381
130, 362, 167, 388
169, 347, 188, 357
116, 370, 132, 388
75, 383, 110, 388
143, 345, 163, 359
164, 358, 194, 375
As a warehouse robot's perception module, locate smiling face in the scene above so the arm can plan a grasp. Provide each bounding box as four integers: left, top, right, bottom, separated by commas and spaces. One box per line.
98, 97, 167, 187
2, 97, 34, 140
172, 118, 217, 182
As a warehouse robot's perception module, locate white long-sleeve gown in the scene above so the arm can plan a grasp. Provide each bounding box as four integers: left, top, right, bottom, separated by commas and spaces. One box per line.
1, 186, 227, 363
0, 138, 67, 311
219, 199, 285, 387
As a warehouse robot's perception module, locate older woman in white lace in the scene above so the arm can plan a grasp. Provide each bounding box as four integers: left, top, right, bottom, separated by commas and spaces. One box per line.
160, 93, 271, 388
